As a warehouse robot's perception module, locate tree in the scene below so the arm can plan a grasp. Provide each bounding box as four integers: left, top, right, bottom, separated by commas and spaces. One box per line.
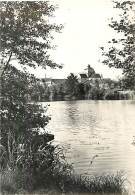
0, 1, 62, 70
0, 1, 62, 110
65, 73, 80, 97
0, 1, 62, 169
78, 83, 85, 98
101, 1, 135, 88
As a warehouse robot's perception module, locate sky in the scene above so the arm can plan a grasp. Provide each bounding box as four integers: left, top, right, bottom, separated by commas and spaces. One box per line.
25, 0, 123, 79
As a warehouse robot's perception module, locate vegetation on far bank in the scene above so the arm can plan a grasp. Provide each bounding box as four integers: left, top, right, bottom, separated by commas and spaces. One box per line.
28, 71, 135, 102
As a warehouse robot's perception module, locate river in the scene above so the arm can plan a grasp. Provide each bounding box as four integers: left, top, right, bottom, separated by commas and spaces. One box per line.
42, 100, 135, 192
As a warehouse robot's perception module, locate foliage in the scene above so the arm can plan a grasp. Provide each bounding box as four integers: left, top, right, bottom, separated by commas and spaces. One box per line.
13, 143, 55, 191
53, 171, 125, 194
35, 82, 48, 101
0, 169, 17, 194
0, 0, 63, 183
78, 83, 85, 98
1, 156, 126, 194
104, 90, 119, 100
101, 0, 135, 88
0, 1, 63, 71
119, 76, 135, 90
0, 65, 52, 169
0, 1, 62, 168
65, 73, 80, 97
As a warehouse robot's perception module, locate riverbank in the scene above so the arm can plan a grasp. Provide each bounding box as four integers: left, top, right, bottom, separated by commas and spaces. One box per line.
1, 169, 126, 194
37, 90, 135, 102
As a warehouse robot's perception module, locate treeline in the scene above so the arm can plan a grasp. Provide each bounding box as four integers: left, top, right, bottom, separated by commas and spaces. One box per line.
31, 73, 134, 102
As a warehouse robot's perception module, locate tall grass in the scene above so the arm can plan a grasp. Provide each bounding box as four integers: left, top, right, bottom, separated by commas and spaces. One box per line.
0, 168, 16, 194
0, 145, 127, 194
52, 171, 126, 194
0, 169, 127, 194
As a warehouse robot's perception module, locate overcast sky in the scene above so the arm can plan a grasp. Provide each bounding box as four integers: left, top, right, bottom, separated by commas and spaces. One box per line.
30, 0, 123, 79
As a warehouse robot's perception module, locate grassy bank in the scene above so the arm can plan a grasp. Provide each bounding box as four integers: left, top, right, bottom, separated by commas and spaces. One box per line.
1, 167, 126, 194
0, 135, 127, 194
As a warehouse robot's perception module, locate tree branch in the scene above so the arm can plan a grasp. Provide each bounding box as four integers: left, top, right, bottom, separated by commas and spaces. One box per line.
1, 52, 12, 77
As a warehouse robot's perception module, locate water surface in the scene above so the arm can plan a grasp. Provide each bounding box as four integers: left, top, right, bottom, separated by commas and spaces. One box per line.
43, 100, 135, 192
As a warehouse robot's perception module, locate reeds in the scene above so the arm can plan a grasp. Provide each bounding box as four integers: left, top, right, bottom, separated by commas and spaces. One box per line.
0, 168, 16, 194
52, 171, 126, 194
0, 168, 126, 194
0, 145, 127, 195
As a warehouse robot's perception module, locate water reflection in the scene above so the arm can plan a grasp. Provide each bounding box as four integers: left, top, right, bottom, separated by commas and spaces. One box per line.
65, 101, 80, 126
45, 100, 135, 191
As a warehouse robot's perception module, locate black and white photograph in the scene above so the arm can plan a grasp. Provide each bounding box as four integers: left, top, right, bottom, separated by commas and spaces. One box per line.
0, 0, 135, 194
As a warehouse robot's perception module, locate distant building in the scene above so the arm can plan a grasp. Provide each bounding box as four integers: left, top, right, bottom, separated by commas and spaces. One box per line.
37, 78, 52, 87
52, 79, 66, 85
94, 73, 101, 79
37, 78, 67, 93
80, 73, 87, 79
88, 64, 95, 78
79, 65, 101, 84
79, 73, 88, 83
